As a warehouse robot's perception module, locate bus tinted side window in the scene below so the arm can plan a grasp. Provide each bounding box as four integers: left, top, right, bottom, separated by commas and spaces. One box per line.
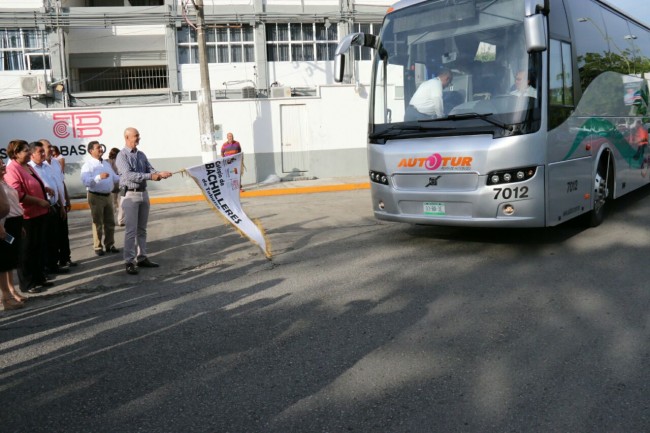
568, 0, 608, 94
549, 39, 574, 130
629, 22, 650, 117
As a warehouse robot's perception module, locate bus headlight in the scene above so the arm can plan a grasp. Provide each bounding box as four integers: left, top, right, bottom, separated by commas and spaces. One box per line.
369, 170, 389, 185
487, 166, 536, 185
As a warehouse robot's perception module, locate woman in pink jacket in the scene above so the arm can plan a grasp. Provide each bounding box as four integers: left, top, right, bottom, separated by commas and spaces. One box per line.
5, 140, 53, 294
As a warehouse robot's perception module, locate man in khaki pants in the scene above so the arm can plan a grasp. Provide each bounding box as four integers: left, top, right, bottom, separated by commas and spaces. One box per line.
80, 141, 120, 256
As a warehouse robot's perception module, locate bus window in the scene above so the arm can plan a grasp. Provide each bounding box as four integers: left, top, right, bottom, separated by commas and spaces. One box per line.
600, 10, 636, 75
629, 22, 650, 78
570, 0, 609, 94
549, 39, 574, 130
371, 0, 541, 136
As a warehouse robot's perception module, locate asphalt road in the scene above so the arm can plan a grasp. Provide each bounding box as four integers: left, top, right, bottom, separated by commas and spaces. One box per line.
1, 187, 649, 432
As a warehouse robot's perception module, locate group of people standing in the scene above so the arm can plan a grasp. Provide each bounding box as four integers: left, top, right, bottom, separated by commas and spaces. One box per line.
0, 139, 75, 310
1, 128, 242, 310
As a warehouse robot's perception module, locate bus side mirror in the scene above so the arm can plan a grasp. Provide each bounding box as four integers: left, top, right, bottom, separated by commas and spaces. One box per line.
525, 14, 547, 52
333, 32, 378, 83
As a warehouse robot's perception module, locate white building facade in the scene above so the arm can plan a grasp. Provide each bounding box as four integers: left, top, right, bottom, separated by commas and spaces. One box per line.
0, 0, 389, 194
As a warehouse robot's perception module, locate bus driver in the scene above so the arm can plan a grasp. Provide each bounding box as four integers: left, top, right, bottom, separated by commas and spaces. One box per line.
510, 70, 537, 98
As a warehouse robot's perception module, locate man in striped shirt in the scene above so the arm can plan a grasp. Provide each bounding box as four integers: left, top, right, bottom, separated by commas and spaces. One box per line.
220, 132, 241, 157
221, 132, 244, 192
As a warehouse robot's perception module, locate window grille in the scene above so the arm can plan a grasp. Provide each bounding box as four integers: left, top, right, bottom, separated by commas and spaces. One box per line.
0, 28, 50, 71
266, 23, 338, 62
178, 24, 255, 64
129, 0, 164, 5
84, 0, 163, 5
76, 66, 168, 92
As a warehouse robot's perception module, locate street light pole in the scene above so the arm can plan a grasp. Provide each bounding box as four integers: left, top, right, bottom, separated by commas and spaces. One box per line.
195, 0, 217, 162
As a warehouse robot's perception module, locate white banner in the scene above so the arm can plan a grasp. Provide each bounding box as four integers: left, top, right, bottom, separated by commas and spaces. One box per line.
184, 153, 271, 258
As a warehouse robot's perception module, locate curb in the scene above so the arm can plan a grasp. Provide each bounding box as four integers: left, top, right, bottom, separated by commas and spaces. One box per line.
70, 182, 370, 211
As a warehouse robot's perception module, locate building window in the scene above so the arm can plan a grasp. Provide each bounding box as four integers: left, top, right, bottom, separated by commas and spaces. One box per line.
76, 66, 168, 92
266, 23, 338, 62
0, 28, 50, 71
178, 24, 255, 64
354, 23, 381, 61
83, 0, 164, 5
128, 0, 164, 5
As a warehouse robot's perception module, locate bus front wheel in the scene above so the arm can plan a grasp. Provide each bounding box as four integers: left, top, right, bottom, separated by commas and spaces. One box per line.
586, 153, 612, 227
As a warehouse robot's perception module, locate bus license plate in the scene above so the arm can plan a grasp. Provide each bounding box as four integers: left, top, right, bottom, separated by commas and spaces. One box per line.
424, 202, 445, 215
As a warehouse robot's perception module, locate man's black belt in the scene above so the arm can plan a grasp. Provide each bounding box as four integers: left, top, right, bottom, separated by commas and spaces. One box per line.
89, 191, 110, 197
123, 187, 146, 192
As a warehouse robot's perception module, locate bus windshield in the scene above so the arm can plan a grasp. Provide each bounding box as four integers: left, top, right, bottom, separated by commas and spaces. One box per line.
372, 0, 542, 140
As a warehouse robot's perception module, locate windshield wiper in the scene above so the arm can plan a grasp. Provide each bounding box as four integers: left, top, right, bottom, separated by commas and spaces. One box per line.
421, 112, 514, 132
369, 124, 454, 140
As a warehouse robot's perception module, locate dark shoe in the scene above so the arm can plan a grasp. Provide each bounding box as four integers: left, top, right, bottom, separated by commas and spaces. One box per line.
39, 281, 54, 288
137, 258, 159, 268
95, 249, 105, 256
125, 262, 139, 275
48, 266, 69, 274
106, 246, 120, 253
61, 260, 78, 267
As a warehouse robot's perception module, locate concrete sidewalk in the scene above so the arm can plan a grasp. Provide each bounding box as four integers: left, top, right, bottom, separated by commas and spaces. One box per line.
70, 175, 370, 210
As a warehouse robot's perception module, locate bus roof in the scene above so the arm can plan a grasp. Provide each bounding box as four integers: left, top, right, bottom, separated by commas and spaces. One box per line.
387, 0, 650, 31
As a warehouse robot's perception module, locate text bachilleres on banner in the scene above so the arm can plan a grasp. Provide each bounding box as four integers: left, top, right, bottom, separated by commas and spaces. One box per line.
184, 153, 271, 258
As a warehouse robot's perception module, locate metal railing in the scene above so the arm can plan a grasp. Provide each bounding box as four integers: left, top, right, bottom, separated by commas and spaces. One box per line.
73, 66, 168, 92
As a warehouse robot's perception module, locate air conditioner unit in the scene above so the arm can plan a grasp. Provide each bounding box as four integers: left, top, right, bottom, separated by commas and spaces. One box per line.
242, 86, 256, 99
21, 75, 51, 97
270, 87, 291, 98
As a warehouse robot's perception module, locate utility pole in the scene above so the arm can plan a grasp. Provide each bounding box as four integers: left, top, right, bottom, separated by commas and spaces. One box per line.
55, 0, 69, 108
194, 0, 217, 162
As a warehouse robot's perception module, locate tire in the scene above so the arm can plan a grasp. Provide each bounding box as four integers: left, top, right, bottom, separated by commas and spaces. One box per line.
586, 153, 611, 227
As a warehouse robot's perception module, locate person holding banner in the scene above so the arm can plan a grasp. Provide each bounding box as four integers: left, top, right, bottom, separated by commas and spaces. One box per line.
220, 132, 241, 157
116, 127, 172, 275
221, 132, 244, 192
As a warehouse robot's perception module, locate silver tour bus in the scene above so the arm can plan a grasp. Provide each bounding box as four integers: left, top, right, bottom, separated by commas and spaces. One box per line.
335, 0, 650, 227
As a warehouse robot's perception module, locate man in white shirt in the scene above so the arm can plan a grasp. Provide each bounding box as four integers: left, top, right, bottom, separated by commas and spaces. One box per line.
28, 141, 69, 275
510, 70, 537, 98
80, 141, 120, 256
407, 68, 453, 120
41, 139, 77, 268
